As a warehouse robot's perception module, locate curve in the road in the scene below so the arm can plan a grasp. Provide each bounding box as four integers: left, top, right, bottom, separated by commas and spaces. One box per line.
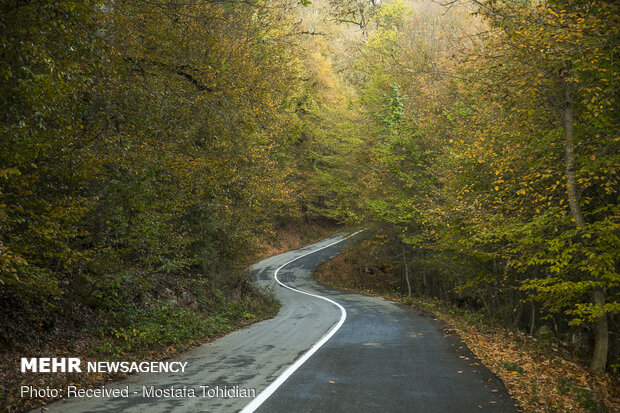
240, 230, 363, 413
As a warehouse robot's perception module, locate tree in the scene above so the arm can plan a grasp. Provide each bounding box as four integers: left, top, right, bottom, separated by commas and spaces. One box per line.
441, 0, 619, 371
0, 0, 310, 338
329, 0, 379, 33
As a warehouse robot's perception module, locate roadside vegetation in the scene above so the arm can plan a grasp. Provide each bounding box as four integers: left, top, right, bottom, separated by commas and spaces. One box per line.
2, 272, 279, 411
1, 0, 617, 412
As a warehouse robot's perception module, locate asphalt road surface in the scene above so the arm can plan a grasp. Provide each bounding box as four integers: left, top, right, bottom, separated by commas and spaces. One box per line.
35, 233, 518, 412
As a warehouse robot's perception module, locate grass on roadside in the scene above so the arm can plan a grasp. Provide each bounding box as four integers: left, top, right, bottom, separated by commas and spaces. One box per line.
1, 272, 279, 413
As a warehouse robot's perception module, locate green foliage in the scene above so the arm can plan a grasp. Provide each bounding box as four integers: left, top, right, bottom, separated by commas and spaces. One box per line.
441, 0, 620, 349
503, 361, 525, 375
95, 307, 230, 357
313, 0, 619, 371
557, 378, 598, 412
88, 272, 278, 357
0, 0, 305, 347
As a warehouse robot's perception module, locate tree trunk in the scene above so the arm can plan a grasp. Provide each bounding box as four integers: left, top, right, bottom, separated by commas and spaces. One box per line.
561, 62, 585, 228
402, 245, 412, 298
591, 287, 608, 372
421, 249, 427, 296
513, 298, 522, 328
529, 301, 536, 336
561, 61, 608, 372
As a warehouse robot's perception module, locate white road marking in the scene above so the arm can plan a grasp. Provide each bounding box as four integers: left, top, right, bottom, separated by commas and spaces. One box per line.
239, 230, 363, 413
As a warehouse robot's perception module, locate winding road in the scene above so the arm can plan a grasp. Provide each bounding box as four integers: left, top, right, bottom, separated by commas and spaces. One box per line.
36, 233, 518, 412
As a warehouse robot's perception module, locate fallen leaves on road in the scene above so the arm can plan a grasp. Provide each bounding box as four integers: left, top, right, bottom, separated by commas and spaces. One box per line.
411, 301, 619, 413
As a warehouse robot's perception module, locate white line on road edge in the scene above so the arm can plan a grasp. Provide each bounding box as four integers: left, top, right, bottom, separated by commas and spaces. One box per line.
239, 230, 364, 413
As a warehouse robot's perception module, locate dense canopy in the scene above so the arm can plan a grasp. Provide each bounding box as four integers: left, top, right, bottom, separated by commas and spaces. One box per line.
1, 1, 617, 400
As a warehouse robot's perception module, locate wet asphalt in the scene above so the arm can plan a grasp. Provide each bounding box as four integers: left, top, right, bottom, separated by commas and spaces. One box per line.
32, 233, 518, 412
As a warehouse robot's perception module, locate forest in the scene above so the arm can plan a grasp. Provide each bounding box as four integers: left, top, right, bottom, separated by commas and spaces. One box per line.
1, 0, 618, 410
